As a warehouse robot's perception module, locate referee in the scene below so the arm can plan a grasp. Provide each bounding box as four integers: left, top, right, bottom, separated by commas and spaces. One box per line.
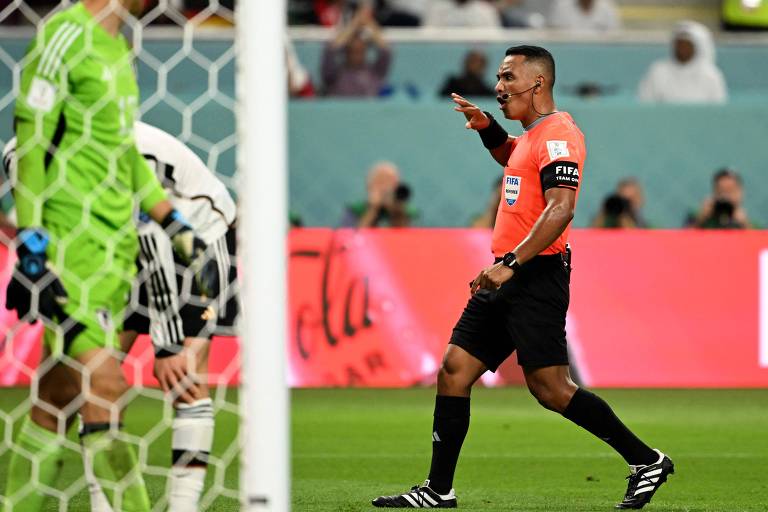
373, 46, 674, 510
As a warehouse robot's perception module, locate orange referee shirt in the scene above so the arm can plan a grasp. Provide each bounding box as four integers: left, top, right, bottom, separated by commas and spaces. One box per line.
491, 111, 586, 257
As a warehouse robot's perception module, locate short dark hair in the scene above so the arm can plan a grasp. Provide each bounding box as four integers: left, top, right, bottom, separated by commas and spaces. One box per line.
617, 177, 640, 189
505, 45, 556, 87
713, 168, 742, 186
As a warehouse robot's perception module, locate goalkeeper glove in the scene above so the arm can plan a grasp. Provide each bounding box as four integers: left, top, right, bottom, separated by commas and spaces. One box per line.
160, 210, 219, 299
5, 228, 69, 322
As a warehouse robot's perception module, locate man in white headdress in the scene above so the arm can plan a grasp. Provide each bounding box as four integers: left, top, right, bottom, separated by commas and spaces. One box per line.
638, 21, 728, 104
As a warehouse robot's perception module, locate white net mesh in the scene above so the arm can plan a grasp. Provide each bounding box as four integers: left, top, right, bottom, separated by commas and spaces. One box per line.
0, 1, 240, 510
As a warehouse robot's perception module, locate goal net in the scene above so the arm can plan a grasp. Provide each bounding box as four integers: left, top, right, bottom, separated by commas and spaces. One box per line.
0, 1, 278, 510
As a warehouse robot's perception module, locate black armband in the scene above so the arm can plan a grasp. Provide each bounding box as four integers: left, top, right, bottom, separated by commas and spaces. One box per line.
478, 112, 509, 150
540, 160, 580, 191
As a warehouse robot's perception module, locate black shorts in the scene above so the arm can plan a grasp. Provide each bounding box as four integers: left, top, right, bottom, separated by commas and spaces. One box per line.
450, 252, 571, 371
123, 227, 239, 340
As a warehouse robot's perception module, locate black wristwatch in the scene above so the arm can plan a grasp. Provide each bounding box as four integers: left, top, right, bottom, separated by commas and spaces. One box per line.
502, 252, 521, 271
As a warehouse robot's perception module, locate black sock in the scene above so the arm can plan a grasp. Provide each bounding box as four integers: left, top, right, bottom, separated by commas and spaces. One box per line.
427, 395, 470, 495
563, 388, 657, 466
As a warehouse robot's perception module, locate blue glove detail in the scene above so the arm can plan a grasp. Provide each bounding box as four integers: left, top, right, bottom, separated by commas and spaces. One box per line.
6, 227, 70, 325
18, 228, 49, 254
17, 228, 50, 277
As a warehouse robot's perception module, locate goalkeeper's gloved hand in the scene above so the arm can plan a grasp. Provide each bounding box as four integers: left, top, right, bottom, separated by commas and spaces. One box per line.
160, 210, 219, 299
5, 228, 69, 322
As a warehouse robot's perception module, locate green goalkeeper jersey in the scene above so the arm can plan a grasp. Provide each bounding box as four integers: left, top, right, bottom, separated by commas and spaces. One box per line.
14, 1, 166, 262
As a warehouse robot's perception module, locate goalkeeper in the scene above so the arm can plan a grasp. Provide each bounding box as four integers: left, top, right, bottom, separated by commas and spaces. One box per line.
3, 123, 228, 511
2, 1, 211, 511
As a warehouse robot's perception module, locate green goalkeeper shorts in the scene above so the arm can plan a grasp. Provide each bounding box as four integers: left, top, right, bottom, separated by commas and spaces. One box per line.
43, 226, 137, 359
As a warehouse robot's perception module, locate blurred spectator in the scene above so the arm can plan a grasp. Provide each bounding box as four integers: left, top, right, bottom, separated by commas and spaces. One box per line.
321, 4, 392, 97
313, 0, 355, 26
179, 0, 234, 16
147, 0, 234, 24
548, 0, 620, 31
376, 0, 428, 26
687, 169, 750, 229
568, 81, 618, 99
439, 49, 495, 97
497, 0, 547, 28
592, 178, 648, 229
286, 36, 316, 98
424, 0, 502, 28
471, 175, 503, 228
341, 162, 416, 227
615, 177, 648, 227
289, 211, 305, 227
638, 21, 727, 104
592, 195, 636, 229
289, 0, 319, 25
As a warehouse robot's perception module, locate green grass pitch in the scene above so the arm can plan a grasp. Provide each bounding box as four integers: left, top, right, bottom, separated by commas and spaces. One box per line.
1, 387, 767, 511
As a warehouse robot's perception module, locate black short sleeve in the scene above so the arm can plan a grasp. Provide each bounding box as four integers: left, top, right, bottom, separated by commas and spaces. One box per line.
540, 160, 580, 191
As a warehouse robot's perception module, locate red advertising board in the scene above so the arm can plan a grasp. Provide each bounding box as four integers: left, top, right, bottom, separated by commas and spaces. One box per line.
287, 229, 768, 388
0, 245, 240, 388
2, 229, 768, 388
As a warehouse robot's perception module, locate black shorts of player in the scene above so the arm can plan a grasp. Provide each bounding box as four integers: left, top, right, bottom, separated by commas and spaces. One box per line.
450, 252, 571, 370
214, 227, 239, 336
123, 257, 214, 341
124, 227, 239, 339
123, 276, 154, 335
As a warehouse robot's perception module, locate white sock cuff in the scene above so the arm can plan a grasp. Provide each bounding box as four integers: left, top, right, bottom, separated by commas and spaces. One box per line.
172, 400, 214, 468
174, 398, 213, 419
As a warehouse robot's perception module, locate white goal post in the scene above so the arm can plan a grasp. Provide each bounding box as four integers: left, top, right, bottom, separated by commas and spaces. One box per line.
236, 0, 291, 511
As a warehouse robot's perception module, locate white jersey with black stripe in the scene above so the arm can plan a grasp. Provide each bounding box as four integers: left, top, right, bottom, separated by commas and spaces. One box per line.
134, 121, 236, 244
1, 138, 18, 226
1, 137, 14, 177
2, 123, 236, 244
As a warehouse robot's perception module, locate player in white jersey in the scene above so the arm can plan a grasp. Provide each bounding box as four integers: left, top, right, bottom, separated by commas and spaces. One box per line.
3, 122, 238, 512
120, 121, 238, 512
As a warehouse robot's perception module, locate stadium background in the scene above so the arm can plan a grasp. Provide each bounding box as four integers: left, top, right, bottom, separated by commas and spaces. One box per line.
1, 0, 768, 510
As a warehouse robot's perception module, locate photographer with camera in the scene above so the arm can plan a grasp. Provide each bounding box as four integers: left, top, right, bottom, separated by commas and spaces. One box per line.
688, 168, 750, 229
592, 177, 647, 229
593, 194, 636, 229
341, 161, 415, 228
